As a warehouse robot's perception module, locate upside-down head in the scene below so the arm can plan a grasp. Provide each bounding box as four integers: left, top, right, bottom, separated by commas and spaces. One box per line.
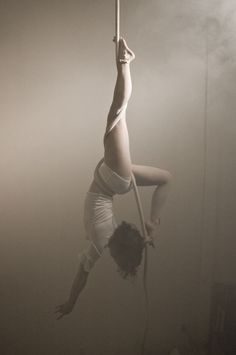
107, 221, 144, 279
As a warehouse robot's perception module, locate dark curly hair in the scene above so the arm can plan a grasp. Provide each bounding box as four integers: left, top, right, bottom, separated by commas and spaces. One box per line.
107, 221, 145, 279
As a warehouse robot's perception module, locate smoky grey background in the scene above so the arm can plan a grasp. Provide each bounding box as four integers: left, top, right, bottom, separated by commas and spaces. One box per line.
0, 0, 235, 354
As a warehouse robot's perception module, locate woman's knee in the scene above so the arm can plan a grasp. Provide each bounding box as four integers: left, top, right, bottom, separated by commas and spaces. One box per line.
160, 170, 172, 185
112, 93, 131, 111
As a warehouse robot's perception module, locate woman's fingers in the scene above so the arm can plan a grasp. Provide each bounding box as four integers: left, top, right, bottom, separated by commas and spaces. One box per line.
54, 304, 65, 318
56, 313, 65, 320
144, 235, 155, 248
54, 302, 73, 319
55, 306, 66, 320
55, 304, 63, 312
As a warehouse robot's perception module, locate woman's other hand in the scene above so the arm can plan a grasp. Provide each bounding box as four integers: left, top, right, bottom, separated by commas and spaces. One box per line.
55, 301, 74, 320
145, 218, 160, 239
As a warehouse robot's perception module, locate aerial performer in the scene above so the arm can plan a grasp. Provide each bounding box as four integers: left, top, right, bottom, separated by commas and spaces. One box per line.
55, 37, 172, 320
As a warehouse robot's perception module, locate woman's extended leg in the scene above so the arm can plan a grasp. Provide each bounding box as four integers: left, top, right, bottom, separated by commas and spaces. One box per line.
103, 38, 135, 178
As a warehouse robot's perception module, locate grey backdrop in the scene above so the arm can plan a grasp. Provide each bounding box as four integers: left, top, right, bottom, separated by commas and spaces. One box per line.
0, 0, 236, 354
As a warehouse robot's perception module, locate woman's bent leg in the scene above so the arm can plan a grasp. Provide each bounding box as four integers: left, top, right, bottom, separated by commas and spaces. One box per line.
132, 164, 172, 223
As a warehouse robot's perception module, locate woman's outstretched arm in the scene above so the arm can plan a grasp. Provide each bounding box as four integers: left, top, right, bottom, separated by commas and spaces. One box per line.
55, 244, 100, 319
55, 263, 89, 320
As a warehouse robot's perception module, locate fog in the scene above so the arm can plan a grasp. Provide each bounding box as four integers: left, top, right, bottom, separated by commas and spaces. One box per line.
0, 0, 235, 354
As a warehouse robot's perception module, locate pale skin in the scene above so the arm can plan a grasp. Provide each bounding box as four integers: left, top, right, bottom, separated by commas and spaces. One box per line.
55, 38, 171, 320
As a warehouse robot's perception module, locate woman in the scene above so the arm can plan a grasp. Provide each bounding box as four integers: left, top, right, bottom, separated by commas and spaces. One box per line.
55, 38, 171, 320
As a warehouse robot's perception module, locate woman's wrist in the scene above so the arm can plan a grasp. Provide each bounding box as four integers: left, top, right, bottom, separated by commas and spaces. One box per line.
150, 217, 160, 225
67, 299, 75, 310
145, 218, 160, 238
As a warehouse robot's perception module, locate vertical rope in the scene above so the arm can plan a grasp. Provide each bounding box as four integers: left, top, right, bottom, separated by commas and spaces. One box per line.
115, 0, 120, 59
114, 3, 149, 353
199, 20, 209, 282
131, 173, 150, 355
131, 174, 148, 239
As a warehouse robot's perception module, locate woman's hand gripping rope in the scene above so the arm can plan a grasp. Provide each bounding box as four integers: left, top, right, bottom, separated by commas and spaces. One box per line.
144, 219, 161, 248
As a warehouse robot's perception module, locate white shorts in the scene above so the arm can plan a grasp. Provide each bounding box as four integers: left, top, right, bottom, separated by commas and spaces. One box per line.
97, 160, 132, 195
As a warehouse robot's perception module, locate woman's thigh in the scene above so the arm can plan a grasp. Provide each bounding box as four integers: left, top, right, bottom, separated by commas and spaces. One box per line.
104, 116, 132, 177
132, 164, 171, 186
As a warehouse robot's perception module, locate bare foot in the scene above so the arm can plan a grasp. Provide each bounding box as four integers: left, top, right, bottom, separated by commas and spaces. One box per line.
117, 38, 135, 64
